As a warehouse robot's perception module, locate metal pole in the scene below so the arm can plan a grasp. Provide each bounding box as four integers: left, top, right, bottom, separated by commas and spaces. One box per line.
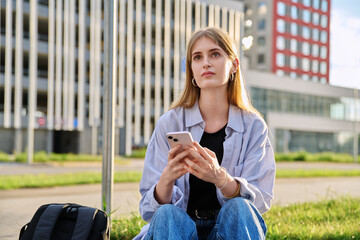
354, 88, 358, 163
27, 0, 37, 164
102, 0, 117, 218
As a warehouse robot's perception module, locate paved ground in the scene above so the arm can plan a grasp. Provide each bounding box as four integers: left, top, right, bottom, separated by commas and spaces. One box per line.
1, 160, 360, 239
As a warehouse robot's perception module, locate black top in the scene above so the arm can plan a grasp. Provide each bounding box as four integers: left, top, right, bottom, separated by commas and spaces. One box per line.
187, 124, 227, 215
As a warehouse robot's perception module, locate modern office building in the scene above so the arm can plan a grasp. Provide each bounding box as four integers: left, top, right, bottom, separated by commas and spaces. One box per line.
241, 0, 331, 84
1, 0, 358, 156
0, 0, 243, 155
245, 69, 359, 154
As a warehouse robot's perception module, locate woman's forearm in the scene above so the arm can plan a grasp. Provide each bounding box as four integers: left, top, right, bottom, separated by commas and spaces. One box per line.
216, 168, 240, 198
154, 168, 176, 204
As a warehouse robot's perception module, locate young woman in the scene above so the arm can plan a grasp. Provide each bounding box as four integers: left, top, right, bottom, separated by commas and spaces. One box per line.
134, 27, 275, 240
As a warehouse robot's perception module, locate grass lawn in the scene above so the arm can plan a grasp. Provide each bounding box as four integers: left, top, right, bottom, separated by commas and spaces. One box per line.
111, 196, 360, 240
1, 169, 360, 190
0, 171, 142, 190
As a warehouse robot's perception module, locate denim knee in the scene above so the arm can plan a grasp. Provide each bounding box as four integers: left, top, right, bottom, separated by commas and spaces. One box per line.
216, 197, 267, 238
147, 204, 198, 240
222, 197, 249, 212
154, 204, 184, 219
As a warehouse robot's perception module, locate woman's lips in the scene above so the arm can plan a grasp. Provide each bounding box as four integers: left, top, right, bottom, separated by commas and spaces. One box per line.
201, 71, 215, 77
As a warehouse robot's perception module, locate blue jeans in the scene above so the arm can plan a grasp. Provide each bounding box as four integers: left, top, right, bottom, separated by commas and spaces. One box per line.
144, 198, 267, 240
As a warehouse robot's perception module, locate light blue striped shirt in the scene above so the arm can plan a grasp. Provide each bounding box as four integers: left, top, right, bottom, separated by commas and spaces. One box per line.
135, 102, 276, 239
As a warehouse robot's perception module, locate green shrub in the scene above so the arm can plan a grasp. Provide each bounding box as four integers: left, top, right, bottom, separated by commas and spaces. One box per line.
275, 151, 355, 163
48, 153, 68, 162
34, 151, 48, 162
15, 152, 27, 163
0, 151, 11, 162
111, 214, 146, 240
125, 148, 147, 159
293, 151, 307, 161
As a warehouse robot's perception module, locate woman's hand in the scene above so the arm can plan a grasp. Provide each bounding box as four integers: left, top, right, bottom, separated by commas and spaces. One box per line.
163, 145, 190, 183
183, 142, 225, 186
154, 144, 190, 204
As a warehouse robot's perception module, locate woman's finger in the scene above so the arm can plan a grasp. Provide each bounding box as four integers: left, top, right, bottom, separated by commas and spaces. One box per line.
183, 158, 202, 178
203, 147, 216, 158
186, 148, 208, 166
193, 141, 212, 161
168, 145, 182, 160
170, 149, 190, 165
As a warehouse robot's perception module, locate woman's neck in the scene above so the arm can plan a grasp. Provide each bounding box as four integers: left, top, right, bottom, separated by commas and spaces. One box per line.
198, 89, 229, 133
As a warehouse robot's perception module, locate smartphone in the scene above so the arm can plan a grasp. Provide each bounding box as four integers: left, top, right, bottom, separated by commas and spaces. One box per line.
166, 131, 194, 148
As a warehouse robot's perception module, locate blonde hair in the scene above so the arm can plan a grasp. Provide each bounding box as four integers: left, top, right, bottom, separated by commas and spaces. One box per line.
170, 27, 260, 116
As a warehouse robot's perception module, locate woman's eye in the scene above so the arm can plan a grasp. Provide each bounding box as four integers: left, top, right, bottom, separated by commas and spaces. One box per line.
193, 55, 201, 61
211, 52, 220, 57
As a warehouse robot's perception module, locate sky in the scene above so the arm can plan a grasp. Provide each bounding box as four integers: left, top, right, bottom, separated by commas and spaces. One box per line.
329, 0, 360, 89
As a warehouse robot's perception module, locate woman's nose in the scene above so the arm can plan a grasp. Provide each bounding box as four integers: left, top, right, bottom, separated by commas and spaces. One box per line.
202, 57, 211, 68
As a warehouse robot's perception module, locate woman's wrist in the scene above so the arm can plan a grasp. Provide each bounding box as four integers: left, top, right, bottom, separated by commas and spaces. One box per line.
215, 167, 229, 189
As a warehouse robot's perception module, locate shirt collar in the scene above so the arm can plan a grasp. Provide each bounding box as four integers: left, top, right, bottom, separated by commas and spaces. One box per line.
227, 104, 244, 133
185, 101, 205, 128
185, 101, 244, 133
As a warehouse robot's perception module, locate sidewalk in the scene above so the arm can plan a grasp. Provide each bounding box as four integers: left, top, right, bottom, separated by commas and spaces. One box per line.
1, 160, 360, 239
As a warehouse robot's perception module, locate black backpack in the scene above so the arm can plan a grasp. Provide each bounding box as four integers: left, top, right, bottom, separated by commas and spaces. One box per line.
19, 203, 110, 240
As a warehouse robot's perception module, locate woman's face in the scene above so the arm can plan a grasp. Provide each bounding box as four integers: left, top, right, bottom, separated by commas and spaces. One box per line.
191, 37, 233, 90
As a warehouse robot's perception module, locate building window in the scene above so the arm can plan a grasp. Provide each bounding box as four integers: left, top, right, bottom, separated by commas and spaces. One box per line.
312, 44, 319, 57
313, 13, 320, 25
290, 39, 297, 52
242, 35, 254, 50
258, 2, 267, 15
302, 26, 310, 39
313, 0, 320, 9
258, 19, 266, 30
320, 62, 327, 74
276, 53, 285, 67
320, 46, 327, 59
291, 6, 298, 19
321, 0, 328, 12
303, 0, 311, 7
312, 76, 319, 82
312, 60, 319, 73
303, 9, 311, 23
302, 74, 310, 81
321, 15, 328, 28
302, 42, 310, 55
258, 54, 265, 64
320, 31, 327, 43
245, 5, 253, 16
276, 70, 285, 76
245, 20, 253, 30
277, 2, 286, 16
312, 28, 319, 41
277, 19, 286, 33
290, 56, 297, 69
276, 36, 285, 50
302, 58, 310, 71
291, 0, 298, 2
320, 77, 327, 83
258, 36, 265, 46
290, 72, 297, 78
291, 23, 298, 36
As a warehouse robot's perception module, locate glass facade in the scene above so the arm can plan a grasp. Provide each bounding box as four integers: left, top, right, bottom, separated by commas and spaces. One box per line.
275, 129, 357, 153
251, 87, 360, 154
251, 87, 360, 122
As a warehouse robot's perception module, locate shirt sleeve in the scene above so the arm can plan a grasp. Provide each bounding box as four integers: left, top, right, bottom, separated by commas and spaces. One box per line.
218, 117, 276, 214
138, 118, 186, 222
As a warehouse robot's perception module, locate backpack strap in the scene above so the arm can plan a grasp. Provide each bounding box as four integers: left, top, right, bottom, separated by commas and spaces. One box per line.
33, 204, 66, 240
71, 207, 98, 240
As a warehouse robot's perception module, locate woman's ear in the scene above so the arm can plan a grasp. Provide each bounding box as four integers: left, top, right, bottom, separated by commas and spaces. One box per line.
232, 58, 240, 74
